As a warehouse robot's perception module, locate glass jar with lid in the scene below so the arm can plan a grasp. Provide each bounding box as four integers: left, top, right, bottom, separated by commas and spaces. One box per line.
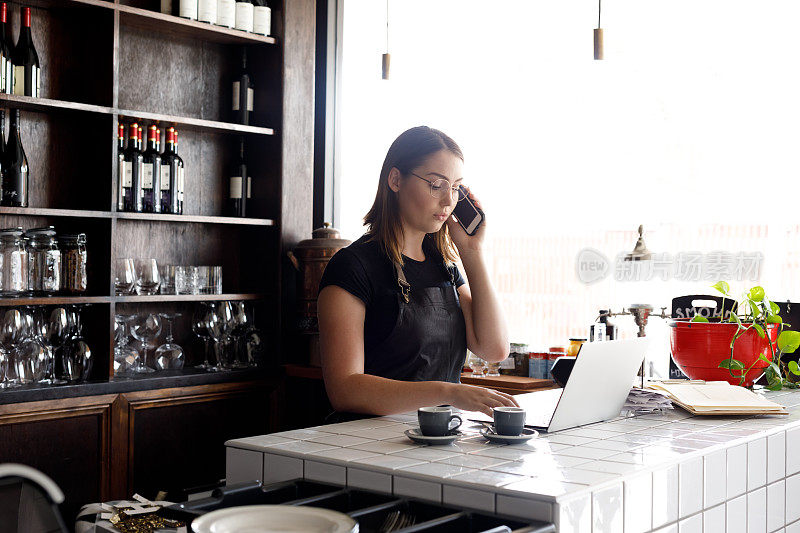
25, 226, 61, 295
0, 227, 28, 295
59, 233, 87, 294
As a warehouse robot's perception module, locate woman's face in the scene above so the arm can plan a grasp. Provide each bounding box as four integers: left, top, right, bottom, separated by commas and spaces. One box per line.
390, 149, 464, 236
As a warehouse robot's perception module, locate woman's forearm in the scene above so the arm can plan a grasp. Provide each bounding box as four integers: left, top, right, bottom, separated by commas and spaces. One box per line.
325, 373, 454, 415
460, 250, 509, 362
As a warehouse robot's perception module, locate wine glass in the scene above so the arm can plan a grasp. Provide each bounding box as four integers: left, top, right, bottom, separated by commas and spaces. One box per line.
15, 307, 46, 384
135, 259, 161, 295
155, 313, 184, 370
36, 307, 66, 385
115, 258, 136, 295
130, 313, 162, 373
0, 344, 10, 388
47, 307, 70, 382
230, 302, 250, 369
192, 303, 217, 370
114, 314, 140, 377
242, 305, 264, 367
63, 305, 92, 382
214, 301, 235, 370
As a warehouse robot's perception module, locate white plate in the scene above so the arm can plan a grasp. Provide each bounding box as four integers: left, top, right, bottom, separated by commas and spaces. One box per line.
191, 504, 359, 533
480, 427, 538, 444
404, 428, 462, 445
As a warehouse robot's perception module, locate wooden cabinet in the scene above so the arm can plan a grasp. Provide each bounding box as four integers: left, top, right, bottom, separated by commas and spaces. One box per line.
0, 379, 279, 524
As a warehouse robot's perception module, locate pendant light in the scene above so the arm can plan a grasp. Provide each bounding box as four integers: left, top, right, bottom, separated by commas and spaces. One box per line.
594, 0, 603, 60
381, 0, 391, 79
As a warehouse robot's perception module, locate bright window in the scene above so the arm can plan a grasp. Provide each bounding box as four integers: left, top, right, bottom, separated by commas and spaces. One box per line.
335, 0, 800, 375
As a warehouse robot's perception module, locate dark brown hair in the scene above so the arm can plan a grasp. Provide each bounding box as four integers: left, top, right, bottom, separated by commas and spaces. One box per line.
364, 126, 463, 266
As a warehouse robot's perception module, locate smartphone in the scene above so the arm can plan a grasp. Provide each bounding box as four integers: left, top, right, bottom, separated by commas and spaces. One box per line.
452, 186, 484, 236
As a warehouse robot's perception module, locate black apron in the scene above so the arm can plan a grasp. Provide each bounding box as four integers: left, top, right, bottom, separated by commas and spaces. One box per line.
325, 256, 468, 423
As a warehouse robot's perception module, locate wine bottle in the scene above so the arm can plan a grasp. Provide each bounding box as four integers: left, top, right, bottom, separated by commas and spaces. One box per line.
228, 137, 247, 217
160, 127, 184, 215
116, 122, 130, 211
179, 0, 197, 20
160, 0, 172, 14
12, 7, 39, 97
234, 0, 253, 32
232, 48, 253, 125
217, 0, 235, 28
198, 0, 216, 23
141, 125, 161, 213
0, 109, 5, 201
122, 123, 144, 212
252, 0, 270, 36
175, 131, 184, 214
0, 3, 13, 94
137, 124, 143, 151
1, 109, 27, 207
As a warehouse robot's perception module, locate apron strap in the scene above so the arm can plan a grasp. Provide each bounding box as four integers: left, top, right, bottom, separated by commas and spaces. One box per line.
394, 262, 411, 303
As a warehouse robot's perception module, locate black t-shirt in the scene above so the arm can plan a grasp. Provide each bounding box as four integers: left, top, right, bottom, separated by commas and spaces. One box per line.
319, 234, 466, 353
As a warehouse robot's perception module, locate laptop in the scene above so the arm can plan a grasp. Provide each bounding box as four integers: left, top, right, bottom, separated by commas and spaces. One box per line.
471, 337, 650, 433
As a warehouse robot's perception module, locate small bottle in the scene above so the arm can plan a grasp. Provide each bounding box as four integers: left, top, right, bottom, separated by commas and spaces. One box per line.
252, 0, 270, 36
141, 125, 161, 213
217, 0, 235, 27
198, 0, 217, 24
12, 7, 39, 97
179, 0, 198, 20
234, 0, 254, 32
1, 108, 27, 207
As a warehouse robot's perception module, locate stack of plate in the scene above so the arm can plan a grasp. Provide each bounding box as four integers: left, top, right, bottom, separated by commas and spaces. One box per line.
191, 505, 359, 533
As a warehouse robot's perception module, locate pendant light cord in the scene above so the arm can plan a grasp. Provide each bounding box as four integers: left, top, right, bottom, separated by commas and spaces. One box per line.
385, 0, 389, 53
598, 0, 601, 28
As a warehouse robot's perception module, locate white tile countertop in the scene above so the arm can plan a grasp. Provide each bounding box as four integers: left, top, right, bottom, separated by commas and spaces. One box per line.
225, 389, 800, 533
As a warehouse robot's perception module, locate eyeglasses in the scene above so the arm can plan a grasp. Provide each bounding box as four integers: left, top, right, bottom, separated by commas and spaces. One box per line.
410, 173, 467, 201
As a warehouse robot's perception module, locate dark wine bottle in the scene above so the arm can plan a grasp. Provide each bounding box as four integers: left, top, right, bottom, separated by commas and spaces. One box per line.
160, 127, 184, 215
1, 109, 27, 207
0, 3, 13, 94
122, 122, 144, 212
232, 48, 253, 125
227, 137, 247, 217
0, 109, 5, 201
116, 122, 129, 211
141, 125, 161, 213
175, 130, 184, 214
12, 7, 39, 97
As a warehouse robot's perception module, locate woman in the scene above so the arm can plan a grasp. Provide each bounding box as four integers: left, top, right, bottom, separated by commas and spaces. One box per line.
318, 126, 516, 417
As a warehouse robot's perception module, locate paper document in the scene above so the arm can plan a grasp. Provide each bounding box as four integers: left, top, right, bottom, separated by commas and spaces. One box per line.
647, 380, 787, 415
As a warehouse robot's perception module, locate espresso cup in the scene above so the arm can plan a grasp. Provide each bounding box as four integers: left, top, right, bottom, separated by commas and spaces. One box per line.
493, 406, 526, 436
417, 406, 463, 437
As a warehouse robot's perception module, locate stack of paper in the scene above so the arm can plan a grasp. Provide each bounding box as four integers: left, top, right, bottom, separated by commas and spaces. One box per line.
647, 380, 787, 416
624, 387, 674, 414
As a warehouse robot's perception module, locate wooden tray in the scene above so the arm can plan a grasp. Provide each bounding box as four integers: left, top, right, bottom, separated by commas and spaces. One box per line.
460, 373, 554, 390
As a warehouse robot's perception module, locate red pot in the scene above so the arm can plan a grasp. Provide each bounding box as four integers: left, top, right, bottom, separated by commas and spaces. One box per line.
669, 319, 780, 386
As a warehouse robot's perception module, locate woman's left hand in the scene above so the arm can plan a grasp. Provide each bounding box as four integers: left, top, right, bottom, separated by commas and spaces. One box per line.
446, 186, 485, 254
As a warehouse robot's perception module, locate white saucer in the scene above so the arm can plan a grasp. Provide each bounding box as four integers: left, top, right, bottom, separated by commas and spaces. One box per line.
191, 504, 358, 533
404, 428, 462, 445
480, 427, 538, 444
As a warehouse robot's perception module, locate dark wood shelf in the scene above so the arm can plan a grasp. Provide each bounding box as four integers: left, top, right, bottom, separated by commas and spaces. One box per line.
0, 206, 113, 219
117, 4, 277, 46
0, 94, 113, 115
0, 296, 112, 307
115, 212, 275, 226
116, 108, 275, 136
114, 293, 268, 303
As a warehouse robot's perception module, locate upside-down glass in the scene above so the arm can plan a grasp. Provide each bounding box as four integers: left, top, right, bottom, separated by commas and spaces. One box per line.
230, 301, 249, 368
242, 306, 264, 367
63, 306, 92, 382
35, 306, 65, 385
155, 313, 184, 370
192, 303, 217, 371
130, 313, 161, 373
114, 314, 139, 377
115, 258, 136, 295
213, 301, 235, 370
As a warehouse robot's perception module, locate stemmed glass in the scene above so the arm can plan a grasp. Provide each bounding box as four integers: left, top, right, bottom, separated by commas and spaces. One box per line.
155, 313, 184, 370
230, 302, 250, 369
47, 307, 70, 382
15, 307, 46, 384
63, 305, 93, 382
242, 306, 264, 367
115, 258, 136, 295
0, 309, 24, 387
36, 306, 66, 385
0, 345, 10, 389
210, 302, 232, 370
130, 313, 162, 373
192, 303, 217, 371
114, 314, 140, 377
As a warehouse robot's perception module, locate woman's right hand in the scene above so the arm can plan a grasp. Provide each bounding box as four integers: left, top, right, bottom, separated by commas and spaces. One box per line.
446, 383, 519, 416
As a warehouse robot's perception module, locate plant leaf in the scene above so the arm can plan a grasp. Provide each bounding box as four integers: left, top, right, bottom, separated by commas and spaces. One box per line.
749, 286, 765, 302
712, 281, 730, 295
789, 361, 800, 376
729, 312, 742, 325
691, 315, 709, 323
719, 358, 745, 370
778, 331, 800, 354
766, 314, 782, 324
767, 381, 783, 391
769, 301, 780, 314
749, 300, 761, 319
753, 324, 765, 338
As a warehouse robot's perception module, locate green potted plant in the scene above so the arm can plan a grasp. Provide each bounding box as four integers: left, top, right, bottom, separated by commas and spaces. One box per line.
669, 281, 800, 389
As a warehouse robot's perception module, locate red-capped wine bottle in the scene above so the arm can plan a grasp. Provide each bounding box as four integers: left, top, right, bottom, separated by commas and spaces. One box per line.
160, 127, 184, 215
0, 3, 13, 94
1, 109, 27, 207
12, 7, 39, 97
232, 48, 253, 125
141, 125, 161, 213
122, 123, 144, 212
175, 131, 184, 214
227, 137, 247, 217
116, 122, 129, 211
0, 109, 5, 201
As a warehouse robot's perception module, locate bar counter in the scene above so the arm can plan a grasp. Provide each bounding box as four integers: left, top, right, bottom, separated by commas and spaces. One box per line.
225, 389, 800, 532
